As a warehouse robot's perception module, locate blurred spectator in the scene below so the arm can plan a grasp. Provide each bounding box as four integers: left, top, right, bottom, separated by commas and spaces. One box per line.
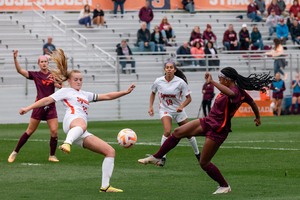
159, 17, 175, 42
270, 73, 285, 116
189, 26, 204, 47
151, 26, 165, 52
247, 0, 262, 22
255, 0, 267, 16
289, 0, 300, 17
290, 19, 300, 44
277, 0, 287, 17
78, 4, 92, 28
291, 73, 300, 115
223, 24, 241, 50
266, 9, 281, 40
113, 0, 125, 19
276, 18, 289, 46
296, 11, 300, 21
177, 42, 192, 66
139, 0, 153, 30
202, 79, 214, 117
204, 41, 219, 66
287, 12, 295, 31
190, 42, 206, 66
265, 38, 287, 78
43, 37, 56, 55
182, 0, 195, 14
93, 4, 104, 28
251, 25, 264, 50
116, 40, 135, 74
203, 24, 219, 49
239, 24, 250, 50
267, 0, 282, 18
137, 22, 155, 52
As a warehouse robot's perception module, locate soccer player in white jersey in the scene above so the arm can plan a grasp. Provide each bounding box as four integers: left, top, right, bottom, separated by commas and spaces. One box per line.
19, 48, 135, 193
147, 61, 200, 166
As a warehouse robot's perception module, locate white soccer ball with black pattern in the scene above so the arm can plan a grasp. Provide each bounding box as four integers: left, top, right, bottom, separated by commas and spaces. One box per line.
117, 129, 137, 148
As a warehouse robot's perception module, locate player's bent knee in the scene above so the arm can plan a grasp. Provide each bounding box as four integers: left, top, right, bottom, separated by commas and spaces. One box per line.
105, 147, 115, 157
163, 130, 171, 137
173, 128, 184, 138
199, 160, 209, 169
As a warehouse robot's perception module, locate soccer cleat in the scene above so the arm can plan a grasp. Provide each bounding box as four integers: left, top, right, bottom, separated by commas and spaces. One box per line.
159, 157, 166, 167
99, 185, 123, 193
8, 151, 18, 163
195, 153, 201, 162
59, 143, 71, 154
48, 155, 59, 162
212, 185, 231, 194
138, 155, 163, 166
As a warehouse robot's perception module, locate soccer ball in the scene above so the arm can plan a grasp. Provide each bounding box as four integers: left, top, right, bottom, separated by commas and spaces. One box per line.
117, 129, 137, 148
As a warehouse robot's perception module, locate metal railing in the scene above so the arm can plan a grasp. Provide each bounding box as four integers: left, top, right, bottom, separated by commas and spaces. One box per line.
31, 2, 47, 34
51, 15, 67, 49
71, 29, 88, 59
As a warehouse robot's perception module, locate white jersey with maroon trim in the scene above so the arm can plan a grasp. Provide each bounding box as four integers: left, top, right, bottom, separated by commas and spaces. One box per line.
151, 76, 191, 113
50, 88, 97, 122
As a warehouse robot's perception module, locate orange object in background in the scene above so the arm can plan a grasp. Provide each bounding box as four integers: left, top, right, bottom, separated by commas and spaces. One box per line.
235, 100, 273, 117
260, 88, 271, 101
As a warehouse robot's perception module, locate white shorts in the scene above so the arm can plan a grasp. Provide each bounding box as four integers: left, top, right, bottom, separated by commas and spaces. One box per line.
63, 114, 93, 148
159, 110, 187, 123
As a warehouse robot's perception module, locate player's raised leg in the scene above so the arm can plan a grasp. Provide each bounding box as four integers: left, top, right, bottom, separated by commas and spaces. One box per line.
47, 118, 59, 162
8, 118, 40, 163
83, 135, 123, 193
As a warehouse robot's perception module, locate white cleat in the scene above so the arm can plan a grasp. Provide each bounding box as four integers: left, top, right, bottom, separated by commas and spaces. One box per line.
8, 151, 18, 163
212, 185, 231, 194
138, 155, 163, 166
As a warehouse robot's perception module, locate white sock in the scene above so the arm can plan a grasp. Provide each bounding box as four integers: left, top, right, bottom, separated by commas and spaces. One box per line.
161, 135, 168, 158
64, 126, 83, 145
188, 137, 200, 155
101, 157, 114, 188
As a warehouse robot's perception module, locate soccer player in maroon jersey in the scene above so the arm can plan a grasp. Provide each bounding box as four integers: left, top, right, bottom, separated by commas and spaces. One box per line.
138, 67, 273, 194
8, 50, 63, 163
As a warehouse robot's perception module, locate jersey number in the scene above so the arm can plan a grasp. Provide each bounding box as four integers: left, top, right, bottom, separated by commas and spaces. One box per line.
166, 99, 173, 106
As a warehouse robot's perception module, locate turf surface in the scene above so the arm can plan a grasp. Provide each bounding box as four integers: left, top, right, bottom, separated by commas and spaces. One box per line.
0, 116, 299, 199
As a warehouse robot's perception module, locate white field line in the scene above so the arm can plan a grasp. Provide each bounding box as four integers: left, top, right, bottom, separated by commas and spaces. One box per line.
1, 138, 299, 151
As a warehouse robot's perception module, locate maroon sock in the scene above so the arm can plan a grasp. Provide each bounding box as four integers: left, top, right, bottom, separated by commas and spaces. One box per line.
14, 132, 30, 153
297, 104, 300, 114
291, 104, 295, 115
153, 134, 181, 158
202, 162, 228, 187
50, 137, 58, 156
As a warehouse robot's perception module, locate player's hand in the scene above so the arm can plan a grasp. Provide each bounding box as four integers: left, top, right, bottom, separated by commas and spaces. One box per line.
126, 84, 136, 94
254, 118, 261, 126
205, 72, 212, 83
176, 106, 184, 112
19, 108, 29, 115
13, 50, 18, 59
148, 107, 154, 116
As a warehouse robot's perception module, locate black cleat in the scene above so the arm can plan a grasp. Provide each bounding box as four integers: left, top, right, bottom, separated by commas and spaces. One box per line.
195, 153, 201, 162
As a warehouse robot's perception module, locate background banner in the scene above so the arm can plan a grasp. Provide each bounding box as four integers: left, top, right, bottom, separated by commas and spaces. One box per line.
234, 100, 273, 117
0, 0, 294, 12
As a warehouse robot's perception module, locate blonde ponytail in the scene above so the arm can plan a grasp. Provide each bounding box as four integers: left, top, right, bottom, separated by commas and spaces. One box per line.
49, 48, 69, 82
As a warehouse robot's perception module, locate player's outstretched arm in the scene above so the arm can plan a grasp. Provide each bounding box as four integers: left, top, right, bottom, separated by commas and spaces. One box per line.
205, 72, 235, 98
13, 50, 29, 78
97, 84, 136, 101
19, 97, 55, 115
249, 101, 261, 126
176, 94, 191, 112
148, 92, 156, 116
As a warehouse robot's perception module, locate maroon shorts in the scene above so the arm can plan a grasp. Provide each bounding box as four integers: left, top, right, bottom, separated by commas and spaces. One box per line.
293, 93, 300, 97
199, 117, 229, 146
31, 105, 57, 121
272, 92, 283, 99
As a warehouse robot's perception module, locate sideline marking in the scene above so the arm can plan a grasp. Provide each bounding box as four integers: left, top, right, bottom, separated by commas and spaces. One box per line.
1, 138, 299, 151
21, 163, 42, 166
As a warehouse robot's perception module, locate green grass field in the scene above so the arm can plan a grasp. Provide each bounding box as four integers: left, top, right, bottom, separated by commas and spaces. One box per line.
0, 116, 300, 200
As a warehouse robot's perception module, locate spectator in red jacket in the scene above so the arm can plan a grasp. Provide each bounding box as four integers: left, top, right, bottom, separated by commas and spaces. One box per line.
223, 24, 241, 50
159, 17, 175, 42
267, 0, 283, 18
203, 24, 219, 49
289, 0, 300, 17
139, 0, 154, 31
189, 26, 203, 47
247, 0, 262, 22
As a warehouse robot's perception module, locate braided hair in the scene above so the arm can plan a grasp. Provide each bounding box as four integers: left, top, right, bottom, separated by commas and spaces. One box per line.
221, 67, 273, 93
165, 61, 188, 84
